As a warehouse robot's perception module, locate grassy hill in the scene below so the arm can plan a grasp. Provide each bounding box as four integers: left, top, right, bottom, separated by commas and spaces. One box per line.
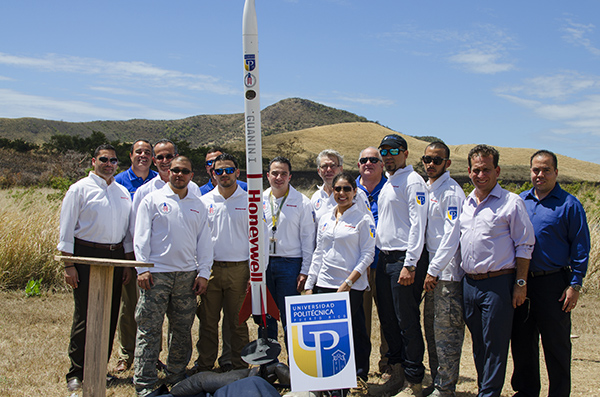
0, 98, 368, 147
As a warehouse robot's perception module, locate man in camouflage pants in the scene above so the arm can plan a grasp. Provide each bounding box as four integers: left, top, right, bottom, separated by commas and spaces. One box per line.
422, 142, 466, 397
133, 157, 214, 397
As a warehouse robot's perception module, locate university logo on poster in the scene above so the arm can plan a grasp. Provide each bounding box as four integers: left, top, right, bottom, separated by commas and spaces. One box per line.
286, 292, 356, 392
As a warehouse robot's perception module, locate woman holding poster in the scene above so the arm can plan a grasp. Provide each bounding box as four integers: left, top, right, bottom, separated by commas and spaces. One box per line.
305, 172, 376, 384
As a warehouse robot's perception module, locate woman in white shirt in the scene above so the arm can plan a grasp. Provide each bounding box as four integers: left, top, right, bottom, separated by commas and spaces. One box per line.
305, 172, 376, 383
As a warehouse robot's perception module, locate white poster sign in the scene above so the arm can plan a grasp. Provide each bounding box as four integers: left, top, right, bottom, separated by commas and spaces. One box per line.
285, 292, 356, 392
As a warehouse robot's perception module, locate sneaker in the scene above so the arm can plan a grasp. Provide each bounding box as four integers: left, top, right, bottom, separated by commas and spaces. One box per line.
115, 359, 130, 372
66, 377, 82, 392
393, 382, 423, 397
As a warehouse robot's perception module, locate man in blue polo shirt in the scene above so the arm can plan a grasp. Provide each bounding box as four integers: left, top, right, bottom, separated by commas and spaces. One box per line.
511, 149, 590, 397
355, 146, 389, 376
115, 139, 158, 199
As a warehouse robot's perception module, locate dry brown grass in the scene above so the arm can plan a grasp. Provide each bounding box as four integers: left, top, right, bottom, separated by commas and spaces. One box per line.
1, 290, 598, 396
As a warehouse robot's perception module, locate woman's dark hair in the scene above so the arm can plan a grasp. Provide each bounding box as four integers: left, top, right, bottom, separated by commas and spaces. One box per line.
332, 172, 357, 190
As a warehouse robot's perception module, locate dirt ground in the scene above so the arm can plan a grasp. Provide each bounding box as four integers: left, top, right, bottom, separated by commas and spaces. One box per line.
0, 290, 598, 396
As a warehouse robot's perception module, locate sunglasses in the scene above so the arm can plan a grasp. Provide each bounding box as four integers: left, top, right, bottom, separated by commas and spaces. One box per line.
379, 148, 404, 156
98, 156, 118, 165
170, 168, 192, 175
205, 160, 215, 167
334, 185, 353, 192
214, 167, 237, 175
155, 154, 175, 161
421, 156, 448, 165
359, 157, 380, 164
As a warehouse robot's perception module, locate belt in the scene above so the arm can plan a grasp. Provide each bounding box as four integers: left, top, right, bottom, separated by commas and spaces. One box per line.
466, 268, 515, 280
213, 260, 248, 267
75, 238, 123, 251
529, 268, 565, 278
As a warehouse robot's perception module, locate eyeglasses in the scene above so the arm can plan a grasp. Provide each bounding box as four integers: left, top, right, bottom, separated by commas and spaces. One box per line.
98, 156, 118, 165
214, 167, 237, 175
359, 157, 380, 164
155, 154, 175, 161
205, 160, 215, 167
319, 164, 339, 170
379, 148, 404, 156
333, 185, 353, 192
170, 168, 192, 175
421, 156, 448, 165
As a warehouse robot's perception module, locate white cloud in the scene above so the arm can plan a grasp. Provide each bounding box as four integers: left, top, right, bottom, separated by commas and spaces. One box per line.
561, 19, 600, 56
449, 50, 514, 74
0, 52, 237, 96
333, 92, 395, 107
496, 71, 600, 99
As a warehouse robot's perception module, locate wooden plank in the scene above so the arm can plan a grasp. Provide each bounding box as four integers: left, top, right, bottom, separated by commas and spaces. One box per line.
54, 255, 153, 268
83, 265, 114, 397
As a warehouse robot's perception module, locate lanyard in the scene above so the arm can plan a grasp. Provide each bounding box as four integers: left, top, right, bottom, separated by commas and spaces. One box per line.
269, 189, 289, 233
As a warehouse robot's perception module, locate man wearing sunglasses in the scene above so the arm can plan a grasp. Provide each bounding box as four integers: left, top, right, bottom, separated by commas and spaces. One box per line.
311, 149, 371, 224
199, 147, 247, 196
421, 141, 466, 397
373, 134, 428, 397
196, 153, 253, 372
58, 144, 134, 393
356, 147, 390, 376
115, 139, 158, 199
133, 156, 213, 397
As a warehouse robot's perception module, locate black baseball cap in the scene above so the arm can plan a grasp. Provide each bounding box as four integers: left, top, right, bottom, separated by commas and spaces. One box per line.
379, 134, 407, 150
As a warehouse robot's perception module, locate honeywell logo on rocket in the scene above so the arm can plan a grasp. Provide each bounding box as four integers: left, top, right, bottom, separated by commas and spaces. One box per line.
248, 189, 262, 281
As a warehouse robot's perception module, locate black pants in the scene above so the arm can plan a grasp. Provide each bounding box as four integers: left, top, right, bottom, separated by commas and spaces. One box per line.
314, 286, 371, 381
67, 242, 125, 382
511, 269, 572, 397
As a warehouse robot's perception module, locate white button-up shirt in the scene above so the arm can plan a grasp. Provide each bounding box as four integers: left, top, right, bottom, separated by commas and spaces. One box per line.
376, 165, 428, 268
263, 185, 316, 275
306, 203, 376, 291
58, 172, 132, 254
425, 171, 465, 281
460, 183, 535, 274
134, 184, 213, 277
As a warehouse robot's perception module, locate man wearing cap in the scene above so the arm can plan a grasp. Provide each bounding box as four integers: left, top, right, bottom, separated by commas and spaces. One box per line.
356, 146, 389, 376
511, 150, 589, 397
373, 134, 429, 397
58, 144, 133, 392
422, 141, 465, 397
311, 149, 371, 224
460, 144, 534, 397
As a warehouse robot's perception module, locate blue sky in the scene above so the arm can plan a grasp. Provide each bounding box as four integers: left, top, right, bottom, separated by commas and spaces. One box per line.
1, 1, 600, 163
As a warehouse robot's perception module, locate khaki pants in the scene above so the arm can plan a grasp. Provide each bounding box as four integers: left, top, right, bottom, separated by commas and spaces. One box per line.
196, 261, 249, 371
117, 279, 139, 363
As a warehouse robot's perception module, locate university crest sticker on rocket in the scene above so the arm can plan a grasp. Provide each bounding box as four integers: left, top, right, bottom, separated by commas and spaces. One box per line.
416, 192, 426, 205
447, 206, 458, 220
286, 293, 357, 391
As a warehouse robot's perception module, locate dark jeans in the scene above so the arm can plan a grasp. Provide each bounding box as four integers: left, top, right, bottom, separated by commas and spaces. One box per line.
511, 269, 572, 397
314, 286, 371, 381
67, 242, 125, 382
375, 249, 428, 384
463, 272, 514, 397
266, 256, 302, 344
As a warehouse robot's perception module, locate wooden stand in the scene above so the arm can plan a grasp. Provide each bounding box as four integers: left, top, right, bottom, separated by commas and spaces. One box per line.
56, 256, 153, 397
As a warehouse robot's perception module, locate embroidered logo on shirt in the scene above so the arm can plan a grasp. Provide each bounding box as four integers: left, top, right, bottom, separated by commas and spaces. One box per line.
208, 204, 215, 215
321, 222, 328, 232
315, 199, 322, 210
447, 206, 458, 220
369, 225, 376, 239
416, 192, 426, 205
159, 202, 172, 214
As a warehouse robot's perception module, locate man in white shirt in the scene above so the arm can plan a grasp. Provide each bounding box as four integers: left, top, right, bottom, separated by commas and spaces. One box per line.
196, 153, 251, 372
263, 156, 315, 344
421, 141, 466, 397
58, 144, 133, 393
374, 134, 428, 397
311, 149, 371, 223
133, 156, 213, 397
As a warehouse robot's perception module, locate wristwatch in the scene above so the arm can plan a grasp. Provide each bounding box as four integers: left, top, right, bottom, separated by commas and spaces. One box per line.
570, 284, 582, 292
405, 265, 416, 272
515, 279, 527, 287
344, 279, 353, 287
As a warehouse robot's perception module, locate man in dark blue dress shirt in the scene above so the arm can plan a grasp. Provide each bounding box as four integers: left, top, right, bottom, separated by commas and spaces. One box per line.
511, 149, 590, 397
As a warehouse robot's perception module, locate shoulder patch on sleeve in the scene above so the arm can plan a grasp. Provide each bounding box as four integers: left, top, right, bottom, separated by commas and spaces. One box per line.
416, 192, 426, 206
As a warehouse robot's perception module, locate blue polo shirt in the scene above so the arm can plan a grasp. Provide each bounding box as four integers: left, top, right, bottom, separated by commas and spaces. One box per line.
520, 183, 590, 286
114, 167, 158, 199
357, 175, 387, 268
199, 179, 248, 196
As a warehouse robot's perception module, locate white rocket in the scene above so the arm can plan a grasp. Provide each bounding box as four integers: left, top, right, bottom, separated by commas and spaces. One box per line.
239, 0, 279, 330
